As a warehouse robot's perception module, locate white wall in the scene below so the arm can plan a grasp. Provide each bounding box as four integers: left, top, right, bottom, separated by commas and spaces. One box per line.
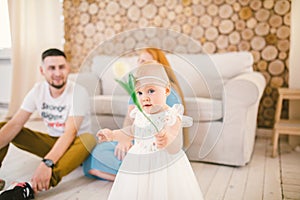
0, 58, 11, 104
289, 0, 300, 146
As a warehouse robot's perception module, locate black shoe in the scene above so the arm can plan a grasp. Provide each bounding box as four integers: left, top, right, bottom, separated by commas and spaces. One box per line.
0, 179, 4, 191
0, 182, 34, 200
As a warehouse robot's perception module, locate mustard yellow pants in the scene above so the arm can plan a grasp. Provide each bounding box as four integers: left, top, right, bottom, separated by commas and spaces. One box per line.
0, 122, 96, 187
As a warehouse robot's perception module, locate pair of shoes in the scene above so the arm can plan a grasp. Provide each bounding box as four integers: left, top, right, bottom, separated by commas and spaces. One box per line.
0, 179, 5, 191
0, 182, 34, 200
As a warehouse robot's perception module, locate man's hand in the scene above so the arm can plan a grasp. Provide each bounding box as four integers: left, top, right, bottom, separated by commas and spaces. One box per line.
115, 140, 132, 160
31, 162, 52, 193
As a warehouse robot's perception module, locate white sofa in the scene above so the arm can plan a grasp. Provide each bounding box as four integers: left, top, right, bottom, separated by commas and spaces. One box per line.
73, 51, 266, 166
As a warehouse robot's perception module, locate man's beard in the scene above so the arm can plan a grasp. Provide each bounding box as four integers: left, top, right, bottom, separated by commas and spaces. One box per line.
49, 81, 66, 89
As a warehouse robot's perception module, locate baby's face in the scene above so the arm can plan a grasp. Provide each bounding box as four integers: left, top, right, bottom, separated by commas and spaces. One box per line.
136, 84, 168, 114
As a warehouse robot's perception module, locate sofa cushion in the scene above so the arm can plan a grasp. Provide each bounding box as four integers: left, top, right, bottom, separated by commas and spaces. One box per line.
92, 95, 130, 116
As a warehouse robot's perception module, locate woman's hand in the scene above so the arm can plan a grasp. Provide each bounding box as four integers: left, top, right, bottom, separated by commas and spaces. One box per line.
96, 128, 113, 143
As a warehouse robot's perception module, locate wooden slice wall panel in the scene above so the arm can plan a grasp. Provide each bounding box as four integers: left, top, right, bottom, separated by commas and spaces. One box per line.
63, 0, 291, 128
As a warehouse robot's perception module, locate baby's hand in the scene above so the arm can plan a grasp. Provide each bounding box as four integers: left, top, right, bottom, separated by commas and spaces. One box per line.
155, 129, 168, 149
96, 128, 113, 143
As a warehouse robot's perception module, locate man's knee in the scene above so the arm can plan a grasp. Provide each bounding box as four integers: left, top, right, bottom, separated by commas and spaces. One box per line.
79, 133, 97, 152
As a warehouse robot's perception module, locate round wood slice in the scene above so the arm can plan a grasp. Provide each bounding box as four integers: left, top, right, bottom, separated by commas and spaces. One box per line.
225, 0, 235, 4
227, 45, 237, 52
250, 0, 262, 11
159, 7, 168, 18
105, 16, 114, 27
202, 42, 216, 53
170, 24, 183, 33
251, 50, 261, 62
274, 0, 290, 16
233, 2, 241, 12
176, 14, 187, 25
206, 4, 218, 16
142, 4, 157, 19
84, 24, 96, 37
251, 36, 266, 51
175, 5, 183, 14
124, 37, 136, 49
238, 41, 250, 51
255, 9, 270, 22
138, 18, 148, 27
135, 0, 147, 7
219, 4, 233, 19
213, 17, 221, 26
153, 0, 164, 7
193, 4, 205, 16
231, 13, 238, 22
269, 15, 283, 28
216, 35, 228, 49
191, 26, 204, 39
75, 33, 84, 44
93, 32, 104, 43
104, 27, 115, 38
88, 3, 98, 15
200, 15, 212, 28
238, 0, 250, 6
184, 7, 193, 17
246, 17, 257, 29
262, 96, 274, 108
113, 23, 122, 32
183, 24, 192, 34
167, 11, 176, 21
99, 2, 106, 9
205, 27, 219, 41
153, 16, 162, 26
263, 108, 275, 120
178, 35, 189, 45
257, 60, 268, 71
278, 51, 287, 60
106, 2, 119, 16
162, 19, 171, 28
229, 31, 240, 45
277, 39, 289, 52
182, 0, 192, 6
283, 13, 290, 25
276, 26, 290, 39
239, 7, 252, 20
261, 45, 278, 61
166, 0, 177, 10
263, 0, 274, 9
162, 37, 176, 50
270, 77, 284, 88
235, 19, 246, 31
188, 16, 199, 26
83, 38, 93, 50
200, 0, 212, 6
241, 29, 254, 40
127, 5, 141, 21
120, 0, 133, 8
255, 22, 270, 36
265, 34, 277, 45
219, 19, 234, 34
214, 0, 225, 5
80, 13, 90, 25
79, 1, 89, 12
268, 59, 285, 75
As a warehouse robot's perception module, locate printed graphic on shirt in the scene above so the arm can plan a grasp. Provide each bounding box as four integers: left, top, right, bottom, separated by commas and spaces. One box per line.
41, 102, 68, 129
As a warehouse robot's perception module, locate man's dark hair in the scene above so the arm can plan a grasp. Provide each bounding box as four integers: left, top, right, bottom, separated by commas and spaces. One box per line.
42, 48, 66, 61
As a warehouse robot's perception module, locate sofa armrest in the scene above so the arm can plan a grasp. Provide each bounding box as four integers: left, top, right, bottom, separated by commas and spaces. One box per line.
223, 72, 266, 107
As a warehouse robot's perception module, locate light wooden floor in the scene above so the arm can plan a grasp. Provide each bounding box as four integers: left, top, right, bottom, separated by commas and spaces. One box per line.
1, 132, 300, 200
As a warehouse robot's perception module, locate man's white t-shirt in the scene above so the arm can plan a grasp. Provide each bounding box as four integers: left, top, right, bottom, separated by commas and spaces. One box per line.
21, 80, 91, 137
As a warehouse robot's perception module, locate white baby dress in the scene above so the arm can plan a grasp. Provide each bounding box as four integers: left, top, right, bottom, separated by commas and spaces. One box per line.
108, 104, 203, 200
